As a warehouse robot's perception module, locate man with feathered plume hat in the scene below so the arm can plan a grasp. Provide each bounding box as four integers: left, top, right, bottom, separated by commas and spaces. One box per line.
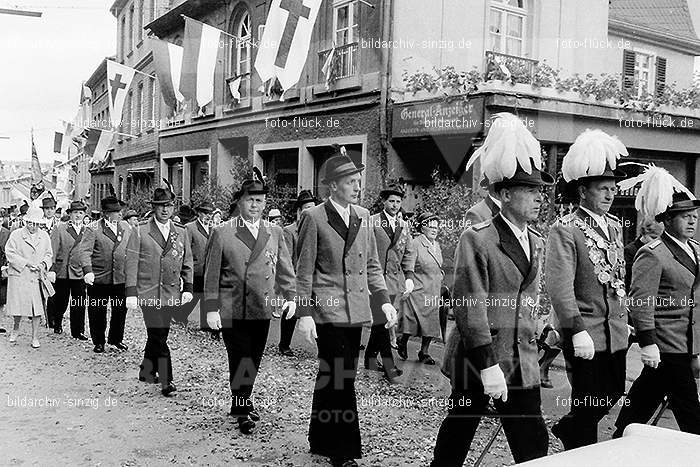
433, 113, 552, 465
545, 129, 629, 449
612, 165, 700, 436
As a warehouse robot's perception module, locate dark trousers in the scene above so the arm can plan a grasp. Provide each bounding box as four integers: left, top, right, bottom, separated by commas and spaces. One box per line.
140, 306, 176, 388
432, 373, 548, 465
222, 319, 271, 417
365, 294, 398, 374
175, 276, 204, 326
615, 353, 700, 436
553, 349, 627, 449
279, 311, 297, 350
309, 324, 363, 460
87, 283, 127, 345
50, 278, 86, 336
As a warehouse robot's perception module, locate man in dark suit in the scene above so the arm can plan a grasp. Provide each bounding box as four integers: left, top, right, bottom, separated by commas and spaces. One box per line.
48, 201, 89, 339
174, 201, 214, 334
432, 116, 552, 466
464, 177, 501, 226
546, 129, 629, 449
614, 187, 700, 436
366, 183, 410, 382
204, 169, 296, 433
279, 190, 317, 356
296, 149, 397, 467
79, 196, 132, 353
623, 218, 663, 289
126, 186, 193, 397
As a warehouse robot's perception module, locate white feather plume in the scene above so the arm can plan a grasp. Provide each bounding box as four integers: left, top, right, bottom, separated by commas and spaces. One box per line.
561, 129, 628, 182
617, 164, 694, 219
463, 112, 541, 183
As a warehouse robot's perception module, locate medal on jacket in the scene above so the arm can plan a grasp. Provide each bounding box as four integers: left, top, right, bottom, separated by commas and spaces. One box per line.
575, 217, 626, 297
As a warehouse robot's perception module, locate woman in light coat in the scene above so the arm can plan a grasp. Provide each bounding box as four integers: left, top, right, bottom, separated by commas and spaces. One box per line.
6, 207, 53, 348
397, 212, 444, 365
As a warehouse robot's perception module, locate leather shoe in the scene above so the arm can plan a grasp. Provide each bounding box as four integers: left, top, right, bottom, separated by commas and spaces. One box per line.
161, 383, 178, 397
138, 375, 160, 384
93, 344, 105, 353
364, 356, 384, 372
237, 416, 256, 434
111, 342, 129, 351
330, 458, 358, 467
73, 334, 89, 341
249, 409, 260, 422
54, 326, 63, 334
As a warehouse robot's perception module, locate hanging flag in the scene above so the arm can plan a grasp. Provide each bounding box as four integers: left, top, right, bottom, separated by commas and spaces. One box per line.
254, 0, 322, 92
321, 43, 336, 90
80, 81, 92, 103
180, 17, 222, 109
228, 75, 242, 102
30, 131, 43, 184
53, 132, 63, 153
151, 37, 184, 109
84, 128, 115, 164
106, 60, 136, 128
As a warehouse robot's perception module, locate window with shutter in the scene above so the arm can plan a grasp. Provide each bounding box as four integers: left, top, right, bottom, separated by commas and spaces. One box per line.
655, 57, 667, 97
622, 49, 635, 92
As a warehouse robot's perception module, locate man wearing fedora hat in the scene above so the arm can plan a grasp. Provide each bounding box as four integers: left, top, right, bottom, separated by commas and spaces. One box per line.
433, 112, 550, 465
278, 189, 317, 357
546, 129, 630, 449
365, 182, 411, 382
126, 184, 193, 397
47, 201, 89, 339
613, 167, 700, 436
175, 201, 215, 334
123, 210, 139, 229
295, 148, 397, 467
204, 169, 296, 433
78, 195, 132, 354
40, 194, 58, 234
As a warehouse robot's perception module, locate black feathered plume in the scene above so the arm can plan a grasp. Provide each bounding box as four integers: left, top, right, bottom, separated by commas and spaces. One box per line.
252, 167, 264, 185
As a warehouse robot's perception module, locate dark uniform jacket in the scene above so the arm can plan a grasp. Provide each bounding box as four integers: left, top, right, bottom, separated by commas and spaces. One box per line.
79, 219, 132, 285
283, 221, 299, 270
464, 196, 500, 226
203, 218, 295, 321
546, 208, 628, 353
629, 233, 700, 354
296, 201, 389, 325
125, 219, 193, 304
185, 220, 210, 280
443, 214, 544, 389
50, 223, 85, 280
369, 211, 412, 296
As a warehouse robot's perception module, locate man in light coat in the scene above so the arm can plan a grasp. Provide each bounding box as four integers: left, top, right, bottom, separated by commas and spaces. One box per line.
295, 150, 397, 467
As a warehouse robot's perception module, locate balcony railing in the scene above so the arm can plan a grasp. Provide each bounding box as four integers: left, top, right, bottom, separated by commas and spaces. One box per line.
318, 42, 359, 83
484, 50, 538, 82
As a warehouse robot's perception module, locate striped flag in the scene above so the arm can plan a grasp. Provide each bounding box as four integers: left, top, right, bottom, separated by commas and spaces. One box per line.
321, 44, 336, 90
179, 17, 222, 109
84, 128, 115, 164
107, 60, 136, 128
228, 75, 242, 102
30, 131, 43, 184
151, 37, 184, 109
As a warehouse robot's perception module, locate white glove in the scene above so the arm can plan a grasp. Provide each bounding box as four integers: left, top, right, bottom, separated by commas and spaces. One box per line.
297, 316, 317, 343
381, 303, 398, 328
480, 364, 508, 402
572, 330, 595, 360
181, 292, 193, 305
640, 344, 661, 369
627, 325, 635, 338
83, 272, 95, 285
207, 311, 222, 331
47, 271, 56, 283
404, 278, 415, 294
126, 296, 138, 310
282, 300, 296, 319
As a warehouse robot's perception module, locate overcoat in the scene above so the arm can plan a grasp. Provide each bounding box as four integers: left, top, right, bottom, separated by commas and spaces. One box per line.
185, 220, 209, 280
5, 227, 53, 317
545, 208, 629, 353
125, 219, 193, 305
399, 233, 443, 338
203, 218, 295, 321
283, 221, 299, 270
50, 222, 85, 280
629, 233, 700, 354
369, 211, 412, 296
443, 214, 544, 389
464, 196, 500, 226
296, 201, 389, 325
79, 219, 132, 285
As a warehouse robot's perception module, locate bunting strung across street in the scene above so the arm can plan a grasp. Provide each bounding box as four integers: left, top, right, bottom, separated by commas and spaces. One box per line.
179, 16, 222, 109
106, 59, 136, 128
151, 37, 184, 109
254, 0, 323, 92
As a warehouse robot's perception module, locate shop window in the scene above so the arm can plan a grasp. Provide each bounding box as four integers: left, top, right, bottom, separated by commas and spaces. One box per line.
489, 0, 526, 57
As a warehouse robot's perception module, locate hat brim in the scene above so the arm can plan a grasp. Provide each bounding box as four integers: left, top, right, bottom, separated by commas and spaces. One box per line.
195, 207, 214, 214
149, 200, 175, 205
380, 189, 405, 198
24, 217, 46, 225
66, 208, 87, 213
495, 170, 556, 188
321, 164, 365, 184
577, 168, 627, 183
655, 200, 700, 221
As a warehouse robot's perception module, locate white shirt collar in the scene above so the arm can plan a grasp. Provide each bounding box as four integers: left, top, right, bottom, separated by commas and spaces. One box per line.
489, 195, 502, 209
665, 232, 696, 262
241, 217, 260, 229
329, 197, 351, 225
500, 214, 530, 260
154, 218, 170, 238
105, 218, 118, 232
580, 206, 609, 238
